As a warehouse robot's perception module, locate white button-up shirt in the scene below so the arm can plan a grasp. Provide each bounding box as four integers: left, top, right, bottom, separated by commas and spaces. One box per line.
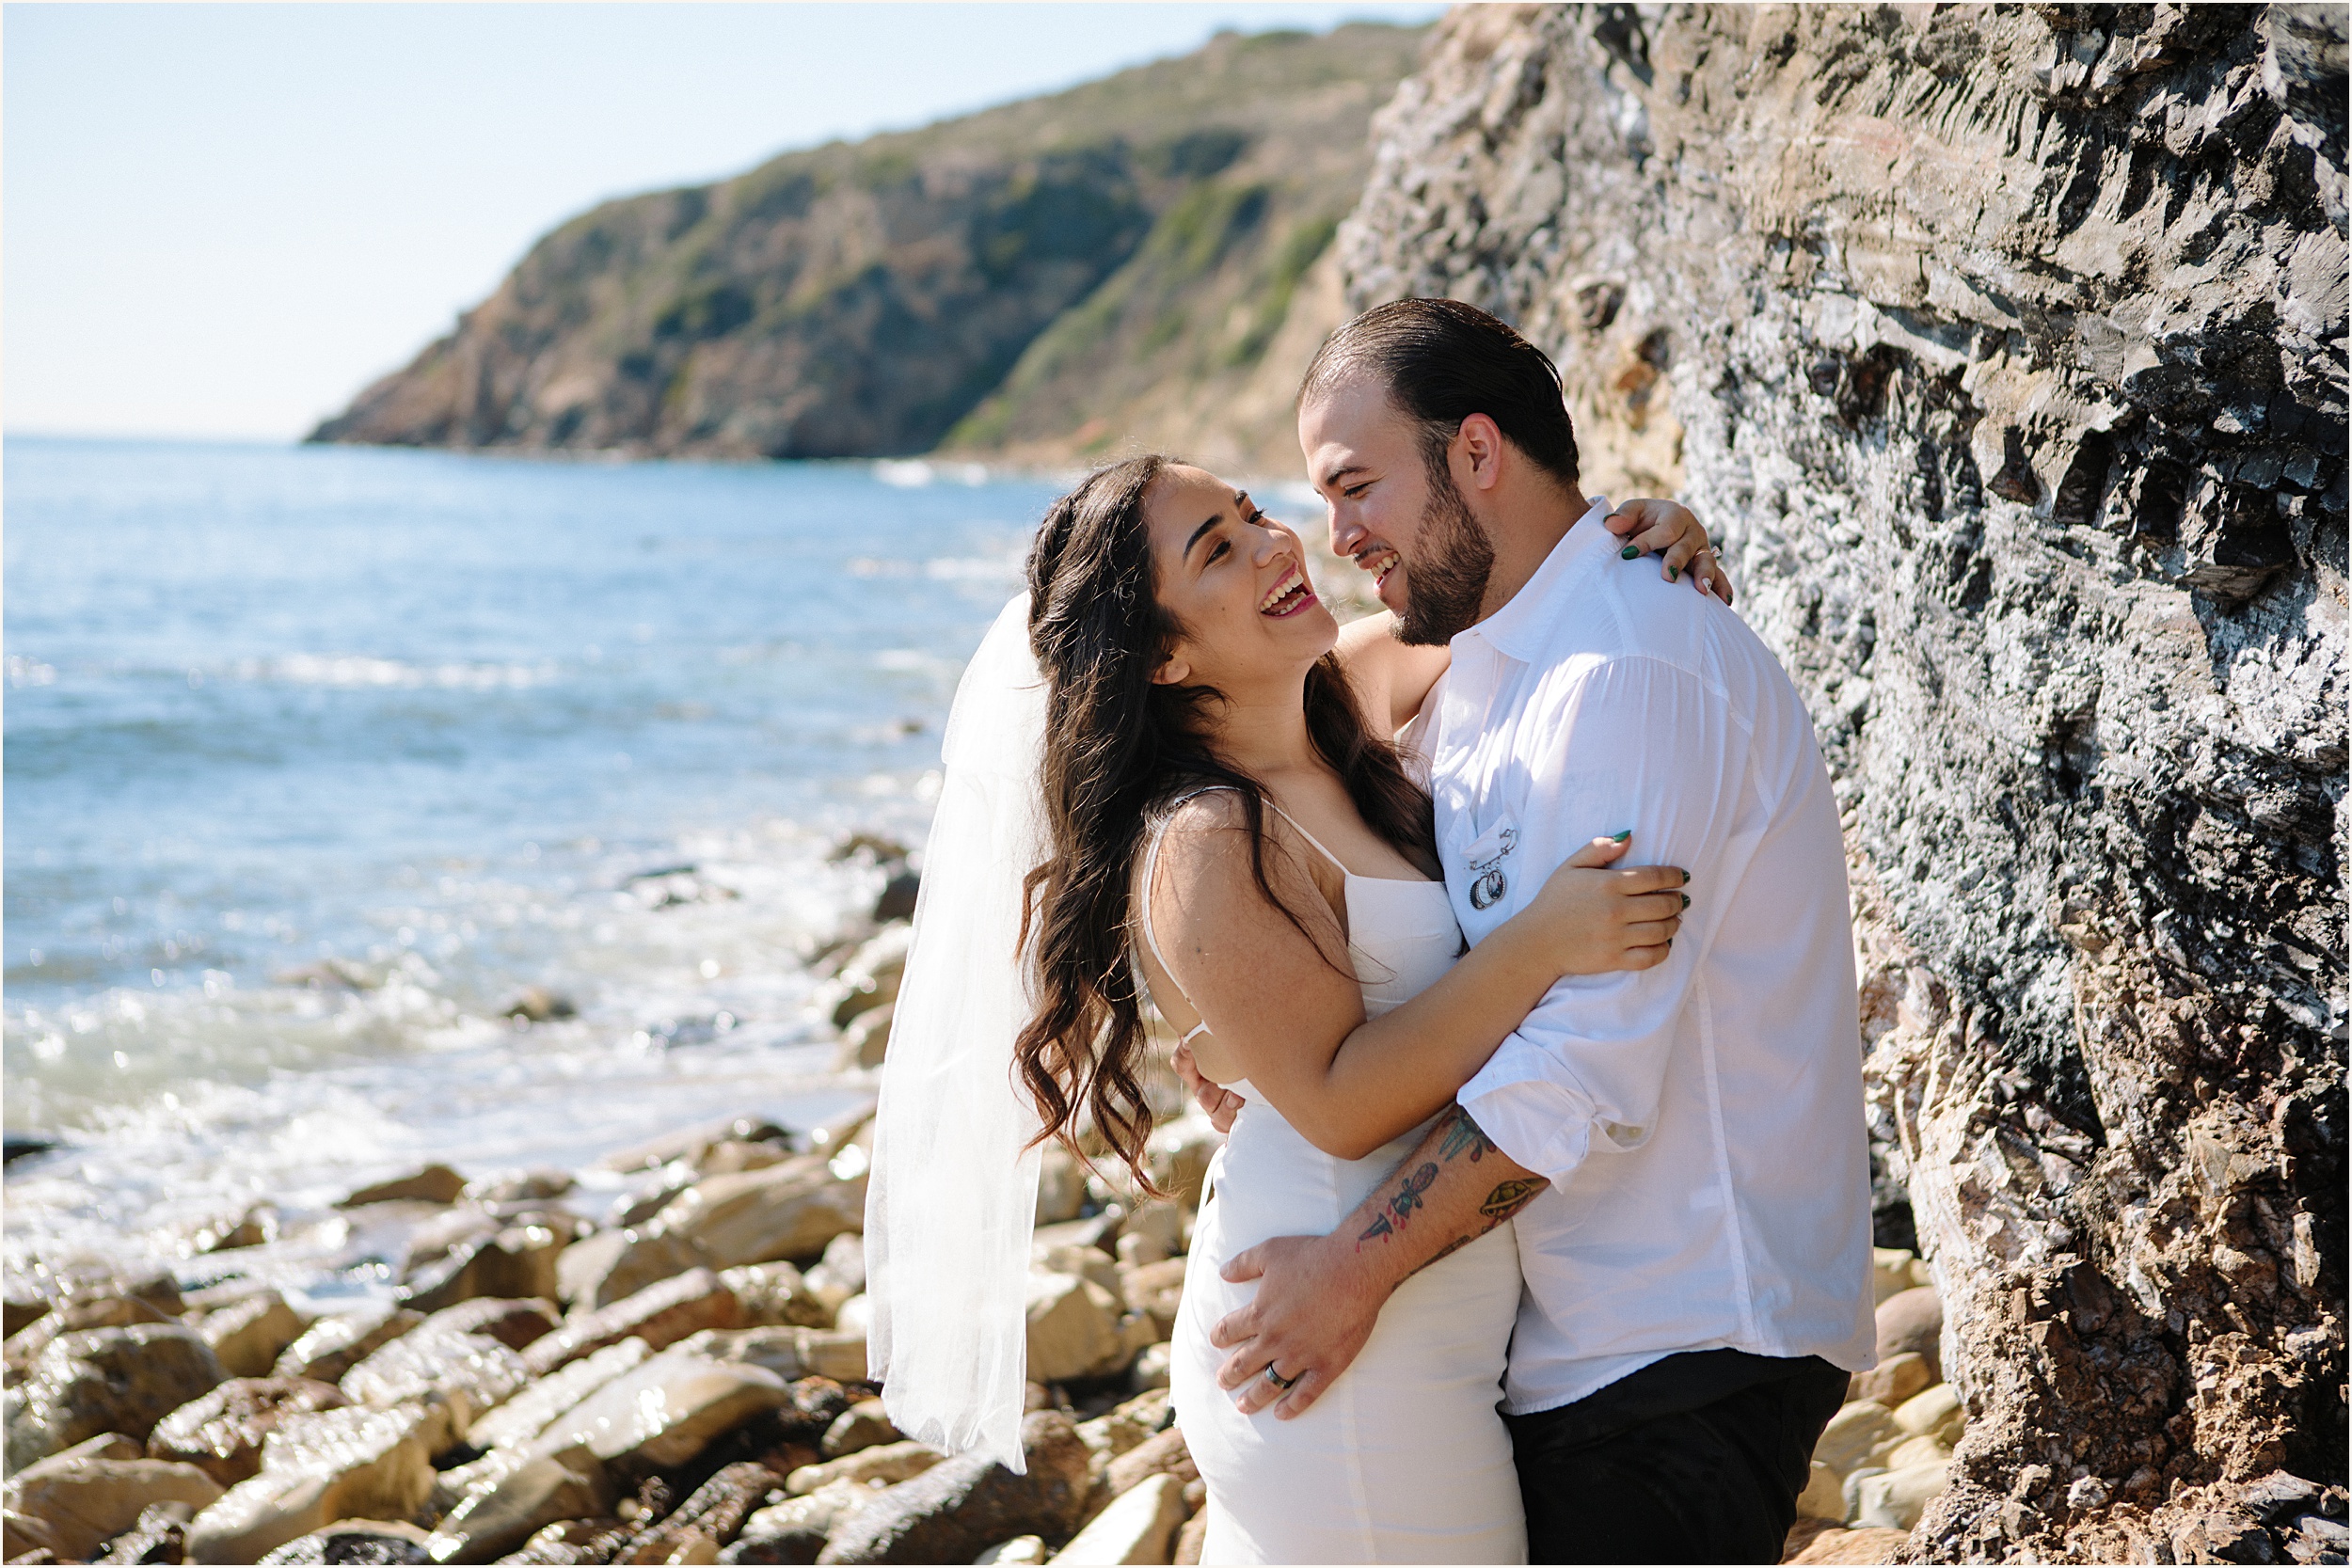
1411, 499, 1877, 1416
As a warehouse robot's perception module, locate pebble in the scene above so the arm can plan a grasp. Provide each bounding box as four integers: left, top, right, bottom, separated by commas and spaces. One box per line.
1846, 1350, 1933, 1408
1872, 1287, 1943, 1382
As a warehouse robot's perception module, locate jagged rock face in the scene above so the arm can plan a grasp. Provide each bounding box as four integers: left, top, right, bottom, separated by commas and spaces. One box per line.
311, 25, 1424, 465
1343, 5, 2344, 1560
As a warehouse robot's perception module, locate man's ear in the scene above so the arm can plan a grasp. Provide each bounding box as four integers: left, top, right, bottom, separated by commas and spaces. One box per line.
1150, 650, 1192, 687
1454, 413, 1507, 493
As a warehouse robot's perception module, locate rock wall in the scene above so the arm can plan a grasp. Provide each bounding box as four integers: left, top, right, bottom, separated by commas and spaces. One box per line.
1343, 5, 2345, 1560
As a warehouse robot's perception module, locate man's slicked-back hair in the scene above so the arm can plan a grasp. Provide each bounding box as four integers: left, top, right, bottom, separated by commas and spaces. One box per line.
1299, 297, 1580, 488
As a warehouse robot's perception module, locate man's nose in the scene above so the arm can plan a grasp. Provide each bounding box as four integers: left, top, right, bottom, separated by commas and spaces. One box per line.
1329, 511, 1365, 557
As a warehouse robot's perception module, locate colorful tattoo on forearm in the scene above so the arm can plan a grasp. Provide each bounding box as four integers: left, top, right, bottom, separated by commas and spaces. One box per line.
1356, 1161, 1438, 1243
1479, 1177, 1547, 1223
1438, 1107, 1498, 1163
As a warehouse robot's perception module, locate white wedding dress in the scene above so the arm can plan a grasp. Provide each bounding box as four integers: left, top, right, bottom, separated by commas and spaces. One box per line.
1140, 790, 1528, 1564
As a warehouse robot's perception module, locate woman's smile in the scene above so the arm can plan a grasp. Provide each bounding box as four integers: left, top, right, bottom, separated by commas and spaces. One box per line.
1259, 565, 1318, 618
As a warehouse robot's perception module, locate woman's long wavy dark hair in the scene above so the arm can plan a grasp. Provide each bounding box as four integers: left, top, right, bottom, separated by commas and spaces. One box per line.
1014, 454, 1438, 1184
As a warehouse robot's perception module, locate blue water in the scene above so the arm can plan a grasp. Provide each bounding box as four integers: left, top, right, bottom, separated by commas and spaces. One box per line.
2, 436, 1075, 1276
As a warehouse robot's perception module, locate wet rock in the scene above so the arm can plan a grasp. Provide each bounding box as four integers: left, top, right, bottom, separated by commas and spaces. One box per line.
819, 1401, 898, 1461
498, 1516, 633, 1564
7, 1296, 178, 1376
421, 1298, 560, 1354
821, 928, 912, 1031
183, 1404, 438, 1563
1054, 1471, 1185, 1565
274, 1308, 425, 1385
501, 989, 578, 1024
196, 1292, 310, 1380
717, 1264, 832, 1331
799, 1238, 864, 1321
522, 1345, 790, 1480
524, 1269, 743, 1377
784, 1439, 941, 1497
871, 871, 920, 926
340, 1165, 468, 1208
148, 1377, 351, 1486
253, 1518, 434, 1563
1872, 1288, 1943, 1382
813, 1411, 1090, 1565
1846, 1351, 1933, 1410
1852, 1461, 1950, 1531
338, 1317, 532, 1433
656, 1159, 866, 1273
554, 1226, 712, 1312
466, 1337, 650, 1453
93, 1498, 196, 1564
611, 1460, 775, 1560
403, 1226, 569, 1315
9, 1324, 227, 1466
834, 1006, 893, 1073
425, 1453, 605, 1564
3, 1449, 222, 1562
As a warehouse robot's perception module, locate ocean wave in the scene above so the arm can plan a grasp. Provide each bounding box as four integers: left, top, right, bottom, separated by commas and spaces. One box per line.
228, 654, 561, 689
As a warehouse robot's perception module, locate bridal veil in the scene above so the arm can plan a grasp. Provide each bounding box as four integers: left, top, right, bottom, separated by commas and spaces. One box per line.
865, 592, 1050, 1472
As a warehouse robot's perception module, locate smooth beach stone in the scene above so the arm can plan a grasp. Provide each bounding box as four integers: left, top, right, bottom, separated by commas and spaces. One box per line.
1894, 1382, 1965, 1446
148, 1376, 350, 1486
831, 1295, 872, 1337
198, 1292, 311, 1380
523, 1269, 743, 1377
820, 1400, 900, 1461
1873, 1287, 1944, 1381
9, 1324, 227, 1465
1053, 1471, 1186, 1566
1024, 1275, 1126, 1386
555, 1227, 713, 1312
421, 1296, 560, 1353
800, 1236, 866, 1318
1811, 1400, 1901, 1481
813, 1412, 1090, 1566
426, 1452, 606, 1564
183, 1404, 438, 1563
1035, 1245, 1121, 1300
1851, 1460, 1951, 1530
1884, 1433, 1952, 1472
1847, 1350, 1933, 1409
466, 1338, 650, 1453
822, 927, 913, 1030
1795, 1460, 1844, 1521
656, 1160, 867, 1274
274, 1307, 424, 1385
3, 1449, 223, 1562
338, 1323, 531, 1433
1120, 1259, 1187, 1340
1869, 1247, 1920, 1306
973, 1535, 1047, 1564
524, 1346, 790, 1478
1104, 1427, 1194, 1499
718, 1263, 834, 1330
401, 1226, 569, 1315
254, 1517, 435, 1563
340, 1164, 469, 1208
785, 1439, 943, 1497
6, 1296, 177, 1375
700, 1139, 792, 1176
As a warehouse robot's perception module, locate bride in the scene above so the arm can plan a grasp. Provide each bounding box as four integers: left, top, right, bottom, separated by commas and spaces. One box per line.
867, 455, 1727, 1563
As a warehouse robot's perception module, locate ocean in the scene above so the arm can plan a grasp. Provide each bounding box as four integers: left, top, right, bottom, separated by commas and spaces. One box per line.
1, 436, 1121, 1291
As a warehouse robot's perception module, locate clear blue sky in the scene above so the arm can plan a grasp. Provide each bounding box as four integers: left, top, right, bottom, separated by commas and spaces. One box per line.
5, 3, 1443, 441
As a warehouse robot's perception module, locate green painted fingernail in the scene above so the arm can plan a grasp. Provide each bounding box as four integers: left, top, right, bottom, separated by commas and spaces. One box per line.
1681, 868, 1691, 884
1668, 566, 1679, 581
1681, 893, 1691, 909
1619, 544, 1641, 560
1612, 830, 1632, 842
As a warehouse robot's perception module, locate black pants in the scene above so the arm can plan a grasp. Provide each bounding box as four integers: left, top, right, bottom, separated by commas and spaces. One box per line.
1505, 1350, 1852, 1565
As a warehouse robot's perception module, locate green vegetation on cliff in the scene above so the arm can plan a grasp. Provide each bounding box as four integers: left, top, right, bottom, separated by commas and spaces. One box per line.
310, 24, 1424, 466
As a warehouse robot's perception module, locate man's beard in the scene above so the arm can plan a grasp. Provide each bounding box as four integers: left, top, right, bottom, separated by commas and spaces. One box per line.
1393, 459, 1496, 647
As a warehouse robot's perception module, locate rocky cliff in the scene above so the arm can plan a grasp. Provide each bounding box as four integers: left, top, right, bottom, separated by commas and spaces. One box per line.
310, 24, 1423, 468
1343, 5, 2344, 1560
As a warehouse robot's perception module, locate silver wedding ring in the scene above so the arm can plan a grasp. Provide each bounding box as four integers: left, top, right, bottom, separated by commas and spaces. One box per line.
1263, 1362, 1298, 1390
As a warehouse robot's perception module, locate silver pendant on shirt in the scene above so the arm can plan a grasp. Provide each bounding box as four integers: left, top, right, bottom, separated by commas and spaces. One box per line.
1467, 828, 1518, 911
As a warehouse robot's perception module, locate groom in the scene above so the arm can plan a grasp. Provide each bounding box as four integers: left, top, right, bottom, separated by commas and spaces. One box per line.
1194, 299, 1876, 1564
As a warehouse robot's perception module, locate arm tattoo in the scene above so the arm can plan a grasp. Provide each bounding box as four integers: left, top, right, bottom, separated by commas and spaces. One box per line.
1438, 1105, 1498, 1164
1356, 1162, 1439, 1246
1479, 1177, 1548, 1223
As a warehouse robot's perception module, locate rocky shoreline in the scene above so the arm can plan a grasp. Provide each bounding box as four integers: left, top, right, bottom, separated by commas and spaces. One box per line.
2, 870, 2009, 1567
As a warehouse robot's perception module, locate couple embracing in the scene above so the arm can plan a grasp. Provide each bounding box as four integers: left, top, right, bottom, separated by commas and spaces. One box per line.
867, 299, 1877, 1565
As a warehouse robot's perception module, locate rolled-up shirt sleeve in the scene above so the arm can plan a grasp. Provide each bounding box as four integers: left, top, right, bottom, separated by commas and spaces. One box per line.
1457, 655, 1754, 1185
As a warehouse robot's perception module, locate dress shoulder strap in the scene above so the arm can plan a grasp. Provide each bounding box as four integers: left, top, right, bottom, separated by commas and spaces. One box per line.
1136, 786, 1241, 1044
